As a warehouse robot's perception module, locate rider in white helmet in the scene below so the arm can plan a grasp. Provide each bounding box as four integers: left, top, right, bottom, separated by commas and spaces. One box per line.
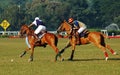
29, 17, 46, 42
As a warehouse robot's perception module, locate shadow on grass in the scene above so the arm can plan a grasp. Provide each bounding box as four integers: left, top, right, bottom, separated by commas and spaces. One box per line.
63, 58, 120, 61
109, 58, 120, 61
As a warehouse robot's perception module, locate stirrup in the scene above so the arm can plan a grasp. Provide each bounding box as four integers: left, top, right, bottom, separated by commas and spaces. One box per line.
77, 40, 80, 45
77, 42, 80, 45
34, 38, 40, 44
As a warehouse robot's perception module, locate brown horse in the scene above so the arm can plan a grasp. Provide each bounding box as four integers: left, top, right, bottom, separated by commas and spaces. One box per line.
19, 24, 62, 62
57, 20, 117, 61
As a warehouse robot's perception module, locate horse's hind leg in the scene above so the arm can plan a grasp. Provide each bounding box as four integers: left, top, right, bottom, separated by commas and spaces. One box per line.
49, 44, 63, 61
106, 44, 117, 55
94, 43, 109, 61
28, 45, 35, 62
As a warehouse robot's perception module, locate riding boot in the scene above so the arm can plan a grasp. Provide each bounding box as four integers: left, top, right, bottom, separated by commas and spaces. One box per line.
34, 34, 38, 39
76, 33, 80, 45
34, 34, 39, 43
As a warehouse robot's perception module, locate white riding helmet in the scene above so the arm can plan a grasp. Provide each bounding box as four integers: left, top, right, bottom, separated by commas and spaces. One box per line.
35, 17, 39, 20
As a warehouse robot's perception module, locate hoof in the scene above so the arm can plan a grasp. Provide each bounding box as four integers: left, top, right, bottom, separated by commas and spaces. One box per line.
113, 52, 118, 55
55, 53, 62, 61
105, 57, 108, 61
28, 59, 33, 62
60, 58, 64, 61
68, 58, 73, 61
54, 59, 57, 62
19, 51, 26, 58
19, 54, 23, 58
43, 45, 46, 48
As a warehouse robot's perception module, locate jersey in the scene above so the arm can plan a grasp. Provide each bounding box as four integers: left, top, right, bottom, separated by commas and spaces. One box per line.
32, 20, 44, 27
73, 20, 86, 29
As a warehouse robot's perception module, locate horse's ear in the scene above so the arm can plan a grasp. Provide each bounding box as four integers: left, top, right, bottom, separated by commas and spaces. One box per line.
20, 22, 26, 26
63, 20, 66, 22
20, 24, 24, 27
20, 24, 28, 27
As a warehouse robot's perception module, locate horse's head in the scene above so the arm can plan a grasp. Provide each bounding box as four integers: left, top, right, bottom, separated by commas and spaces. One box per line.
20, 24, 31, 36
57, 20, 72, 35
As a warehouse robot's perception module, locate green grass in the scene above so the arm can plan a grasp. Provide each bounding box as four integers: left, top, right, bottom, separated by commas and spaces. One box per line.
0, 38, 120, 75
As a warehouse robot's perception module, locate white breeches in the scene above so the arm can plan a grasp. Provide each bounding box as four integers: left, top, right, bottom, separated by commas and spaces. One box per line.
77, 27, 86, 34
34, 25, 46, 34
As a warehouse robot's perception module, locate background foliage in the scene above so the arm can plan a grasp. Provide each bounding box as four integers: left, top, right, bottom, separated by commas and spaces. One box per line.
0, 0, 120, 31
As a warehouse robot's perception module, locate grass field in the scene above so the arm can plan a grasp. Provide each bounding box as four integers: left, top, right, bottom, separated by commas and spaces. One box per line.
0, 38, 120, 75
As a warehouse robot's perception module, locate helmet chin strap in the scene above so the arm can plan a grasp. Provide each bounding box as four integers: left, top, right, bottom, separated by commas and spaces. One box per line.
68, 18, 74, 23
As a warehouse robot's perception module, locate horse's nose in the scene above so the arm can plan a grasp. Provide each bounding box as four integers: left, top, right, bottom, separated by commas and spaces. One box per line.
19, 31, 23, 37
57, 30, 60, 34
18, 32, 21, 36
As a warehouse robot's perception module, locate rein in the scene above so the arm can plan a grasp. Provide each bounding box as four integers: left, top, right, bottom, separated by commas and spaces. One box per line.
21, 25, 34, 36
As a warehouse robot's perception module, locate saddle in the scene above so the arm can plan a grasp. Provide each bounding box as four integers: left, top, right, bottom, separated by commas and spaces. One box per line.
38, 31, 47, 38
34, 31, 47, 43
79, 29, 89, 38
34, 31, 47, 47
70, 28, 89, 38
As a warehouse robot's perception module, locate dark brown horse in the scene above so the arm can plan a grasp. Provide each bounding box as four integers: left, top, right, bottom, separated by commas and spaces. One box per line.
19, 24, 62, 62
57, 20, 117, 61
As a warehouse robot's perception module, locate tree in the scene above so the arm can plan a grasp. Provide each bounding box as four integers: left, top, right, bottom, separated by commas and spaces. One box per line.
0, 0, 119, 31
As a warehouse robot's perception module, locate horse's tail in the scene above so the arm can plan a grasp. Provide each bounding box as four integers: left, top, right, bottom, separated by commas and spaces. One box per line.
101, 33, 110, 39
54, 35, 58, 46
100, 34, 106, 47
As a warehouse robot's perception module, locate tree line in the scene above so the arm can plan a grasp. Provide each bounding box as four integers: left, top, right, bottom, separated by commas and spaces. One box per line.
0, 0, 120, 31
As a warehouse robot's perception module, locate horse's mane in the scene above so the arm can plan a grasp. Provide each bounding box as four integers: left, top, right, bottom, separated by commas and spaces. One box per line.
22, 24, 34, 30
22, 24, 34, 35
63, 20, 72, 27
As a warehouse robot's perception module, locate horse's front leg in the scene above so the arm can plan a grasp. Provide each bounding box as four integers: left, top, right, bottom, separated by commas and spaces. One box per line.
68, 44, 76, 61
68, 37, 76, 61
55, 41, 71, 61
20, 48, 31, 57
59, 41, 71, 54
68, 50, 75, 61
20, 36, 31, 58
